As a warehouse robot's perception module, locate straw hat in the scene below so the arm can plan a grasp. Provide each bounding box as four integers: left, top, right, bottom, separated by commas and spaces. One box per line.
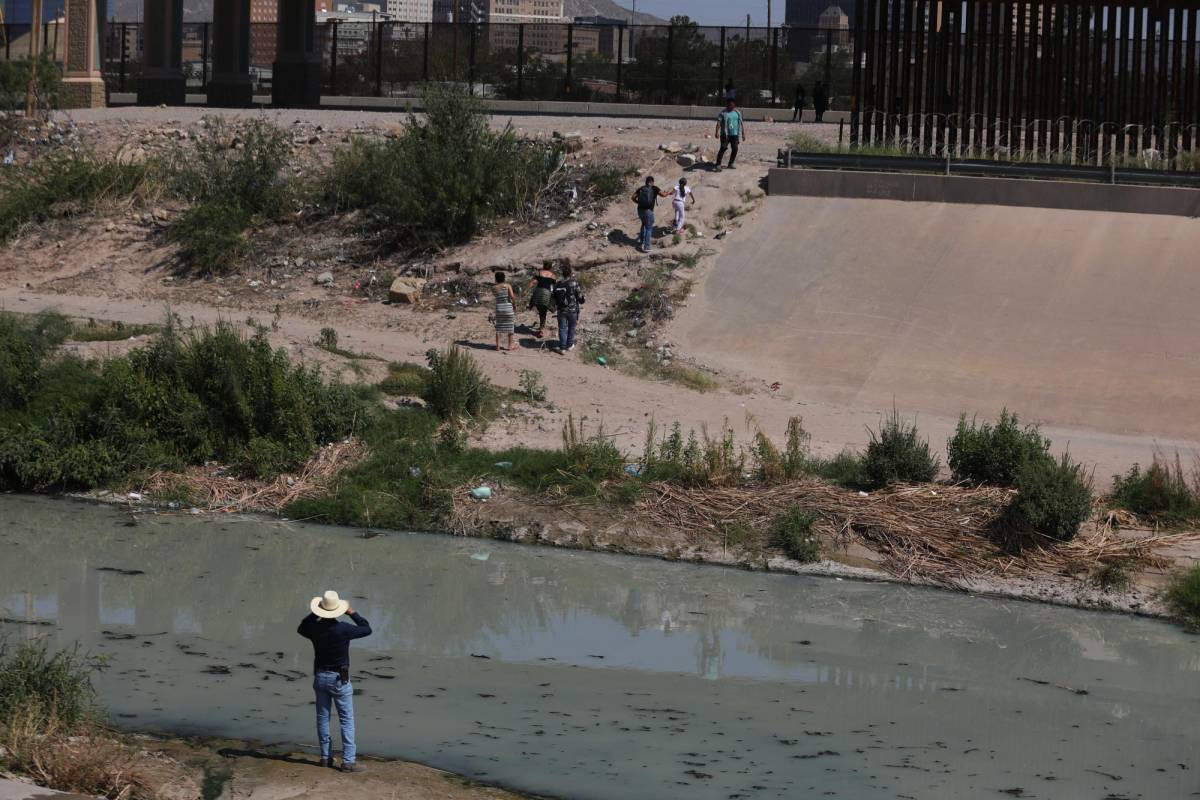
310, 590, 349, 619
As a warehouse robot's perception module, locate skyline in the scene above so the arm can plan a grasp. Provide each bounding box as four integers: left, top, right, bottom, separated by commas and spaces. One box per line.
616, 0, 789, 26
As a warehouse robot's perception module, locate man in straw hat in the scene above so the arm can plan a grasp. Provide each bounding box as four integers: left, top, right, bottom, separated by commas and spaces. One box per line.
298, 590, 373, 772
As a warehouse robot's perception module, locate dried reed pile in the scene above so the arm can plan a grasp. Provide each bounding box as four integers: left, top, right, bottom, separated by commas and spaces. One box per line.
140, 440, 365, 514
640, 480, 1199, 587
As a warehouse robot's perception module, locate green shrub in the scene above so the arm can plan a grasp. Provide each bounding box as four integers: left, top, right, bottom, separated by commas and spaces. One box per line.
0, 318, 368, 490
1090, 561, 1132, 593
561, 414, 624, 483
379, 361, 431, 396
422, 346, 491, 421
1110, 455, 1200, 524
1165, 566, 1200, 629
0, 312, 72, 408
518, 369, 548, 402
812, 450, 866, 488
320, 85, 560, 249
586, 163, 635, 198
641, 419, 744, 486
947, 410, 1052, 486
770, 506, 821, 563
1009, 453, 1094, 542
167, 118, 290, 275
752, 416, 814, 483
68, 319, 160, 343
0, 641, 100, 732
859, 410, 940, 490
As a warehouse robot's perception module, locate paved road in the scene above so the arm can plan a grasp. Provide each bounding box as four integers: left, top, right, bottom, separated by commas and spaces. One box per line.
674, 195, 1200, 477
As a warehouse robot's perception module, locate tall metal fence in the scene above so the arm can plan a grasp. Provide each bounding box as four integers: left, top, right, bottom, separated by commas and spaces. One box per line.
851, 0, 1200, 163
85, 20, 853, 110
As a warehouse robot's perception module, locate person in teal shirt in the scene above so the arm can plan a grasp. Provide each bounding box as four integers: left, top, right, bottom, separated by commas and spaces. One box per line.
715, 98, 746, 171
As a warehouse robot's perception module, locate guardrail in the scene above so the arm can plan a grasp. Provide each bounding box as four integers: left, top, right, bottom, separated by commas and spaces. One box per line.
776, 150, 1200, 190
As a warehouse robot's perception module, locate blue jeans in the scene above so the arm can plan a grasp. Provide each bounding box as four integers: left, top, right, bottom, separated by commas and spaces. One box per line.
558, 310, 578, 352
638, 208, 654, 250
314, 671, 356, 763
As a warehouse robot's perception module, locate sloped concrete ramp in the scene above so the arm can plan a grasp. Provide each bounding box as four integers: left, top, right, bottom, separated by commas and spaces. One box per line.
675, 196, 1200, 467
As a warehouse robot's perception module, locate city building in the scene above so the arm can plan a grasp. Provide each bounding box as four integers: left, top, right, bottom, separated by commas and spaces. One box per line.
816, 5, 849, 47
386, 0, 433, 21
574, 14, 629, 60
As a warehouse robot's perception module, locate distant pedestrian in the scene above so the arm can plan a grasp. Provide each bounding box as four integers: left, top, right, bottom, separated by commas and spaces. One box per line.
632, 175, 669, 253
492, 271, 516, 351
793, 83, 807, 122
813, 81, 828, 123
298, 591, 372, 773
723, 80, 736, 102
715, 98, 745, 171
552, 264, 585, 354
526, 261, 557, 338
671, 177, 695, 234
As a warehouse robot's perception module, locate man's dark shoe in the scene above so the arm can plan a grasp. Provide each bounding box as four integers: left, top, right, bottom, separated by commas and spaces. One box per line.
340, 762, 363, 773
320, 758, 335, 769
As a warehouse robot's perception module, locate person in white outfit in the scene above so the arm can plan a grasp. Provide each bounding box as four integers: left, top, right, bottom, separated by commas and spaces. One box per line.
671, 177, 696, 234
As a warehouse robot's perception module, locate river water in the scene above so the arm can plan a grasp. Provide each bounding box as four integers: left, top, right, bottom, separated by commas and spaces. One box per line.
2, 495, 1198, 799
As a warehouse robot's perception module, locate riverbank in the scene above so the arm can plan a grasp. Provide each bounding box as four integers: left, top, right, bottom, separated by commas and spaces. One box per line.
1, 728, 538, 800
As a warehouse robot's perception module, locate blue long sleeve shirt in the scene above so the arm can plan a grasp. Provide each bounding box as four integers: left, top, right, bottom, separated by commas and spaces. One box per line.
297, 612, 372, 674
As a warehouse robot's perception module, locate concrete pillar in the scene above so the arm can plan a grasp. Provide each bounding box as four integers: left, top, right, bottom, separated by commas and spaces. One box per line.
272, 0, 321, 108
61, 0, 107, 108
137, 0, 185, 106
208, 0, 253, 107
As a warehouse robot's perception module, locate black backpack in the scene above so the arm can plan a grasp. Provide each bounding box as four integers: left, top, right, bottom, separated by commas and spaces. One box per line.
636, 184, 658, 210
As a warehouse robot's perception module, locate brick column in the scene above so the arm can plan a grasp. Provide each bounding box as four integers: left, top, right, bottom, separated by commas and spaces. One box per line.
61, 0, 107, 108
208, 0, 253, 106
272, 0, 321, 108
137, 0, 185, 106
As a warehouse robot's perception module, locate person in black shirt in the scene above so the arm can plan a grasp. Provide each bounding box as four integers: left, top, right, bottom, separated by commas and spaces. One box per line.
552, 264, 586, 354
298, 590, 372, 772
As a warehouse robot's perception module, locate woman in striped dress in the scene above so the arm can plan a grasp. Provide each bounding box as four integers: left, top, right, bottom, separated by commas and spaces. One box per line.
493, 271, 516, 352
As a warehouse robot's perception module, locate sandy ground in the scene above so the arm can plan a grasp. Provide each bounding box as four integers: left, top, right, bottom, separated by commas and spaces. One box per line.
2, 735, 533, 800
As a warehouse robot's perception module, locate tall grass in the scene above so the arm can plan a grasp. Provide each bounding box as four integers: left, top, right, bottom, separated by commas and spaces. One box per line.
859, 410, 940, 489
422, 346, 491, 421
1165, 566, 1200, 629
1110, 453, 1200, 525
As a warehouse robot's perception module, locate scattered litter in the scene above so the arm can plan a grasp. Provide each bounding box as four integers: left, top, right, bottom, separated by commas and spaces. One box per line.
714, 231, 728, 240
470, 553, 490, 562
470, 486, 493, 500
3, 151, 14, 165
597, 356, 608, 366
624, 464, 643, 477
857, 491, 869, 497
494, 461, 513, 470
127, 492, 143, 502
408, 466, 422, 478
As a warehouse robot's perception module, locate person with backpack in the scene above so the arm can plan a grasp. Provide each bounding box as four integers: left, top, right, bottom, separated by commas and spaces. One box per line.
631, 175, 669, 254
526, 260, 558, 338
715, 98, 746, 171
671, 177, 696, 234
552, 264, 586, 354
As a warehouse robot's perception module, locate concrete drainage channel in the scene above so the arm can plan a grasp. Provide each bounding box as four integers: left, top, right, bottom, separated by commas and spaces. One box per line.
769, 152, 1200, 216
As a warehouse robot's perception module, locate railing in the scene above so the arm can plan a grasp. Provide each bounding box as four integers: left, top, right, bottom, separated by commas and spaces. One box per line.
85, 20, 853, 110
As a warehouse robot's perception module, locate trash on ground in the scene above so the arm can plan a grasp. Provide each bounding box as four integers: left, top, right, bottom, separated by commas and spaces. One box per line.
470, 486, 493, 500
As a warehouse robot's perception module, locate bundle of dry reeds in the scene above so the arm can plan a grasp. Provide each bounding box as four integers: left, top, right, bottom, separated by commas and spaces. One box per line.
639, 480, 1200, 587
139, 439, 365, 514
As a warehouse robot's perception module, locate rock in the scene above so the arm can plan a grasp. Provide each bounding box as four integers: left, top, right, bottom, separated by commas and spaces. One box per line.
559, 132, 584, 152
660, 141, 683, 153
315, 271, 334, 285
676, 153, 698, 167
388, 276, 426, 304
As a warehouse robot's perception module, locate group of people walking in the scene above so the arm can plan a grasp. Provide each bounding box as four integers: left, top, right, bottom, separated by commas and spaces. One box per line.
492, 262, 586, 354
793, 81, 830, 122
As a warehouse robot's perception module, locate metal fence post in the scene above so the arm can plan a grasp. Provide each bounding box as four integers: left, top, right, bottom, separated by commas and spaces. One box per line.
517, 23, 525, 99
825, 25, 833, 88
374, 21, 384, 97
422, 22, 429, 82
666, 24, 674, 101
616, 25, 624, 101
201, 21, 209, 90
330, 21, 338, 95
468, 22, 476, 95
771, 27, 778, 106
119, 23, 127, 91
566, 23, 573, 96
718, 26, 725, 99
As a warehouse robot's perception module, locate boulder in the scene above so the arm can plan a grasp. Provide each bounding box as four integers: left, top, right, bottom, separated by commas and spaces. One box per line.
388, 276, 426, 304
315, 271, 334, 285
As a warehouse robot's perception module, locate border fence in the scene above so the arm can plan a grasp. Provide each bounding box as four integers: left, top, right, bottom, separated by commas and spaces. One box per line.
850, 0, 1200, 164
